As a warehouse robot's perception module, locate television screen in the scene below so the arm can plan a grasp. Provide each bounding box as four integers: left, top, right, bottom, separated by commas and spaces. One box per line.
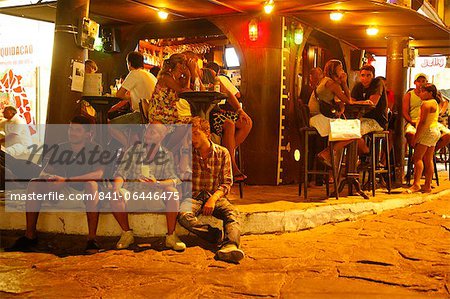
224, 47, 240, 68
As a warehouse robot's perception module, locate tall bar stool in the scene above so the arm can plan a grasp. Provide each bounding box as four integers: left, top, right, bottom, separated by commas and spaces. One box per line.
361, 131, 392, 196
299, 128, 340, 199
405, 145, 439, 186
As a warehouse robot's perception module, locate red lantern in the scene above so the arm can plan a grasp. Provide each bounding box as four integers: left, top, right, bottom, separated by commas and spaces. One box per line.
248, 19, 258, 42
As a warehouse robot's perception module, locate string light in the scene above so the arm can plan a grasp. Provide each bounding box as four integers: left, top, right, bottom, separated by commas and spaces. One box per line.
264, 0, 275, 14
366, 27, 379, 36
329, 11, 344, 21
157, 9, 169, 20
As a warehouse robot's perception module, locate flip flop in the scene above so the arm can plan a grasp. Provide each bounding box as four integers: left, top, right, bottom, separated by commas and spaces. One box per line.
234, 173, 247, 182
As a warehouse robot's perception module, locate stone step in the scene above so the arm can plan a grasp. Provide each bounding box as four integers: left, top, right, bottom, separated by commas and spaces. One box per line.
1, 188, 448, 237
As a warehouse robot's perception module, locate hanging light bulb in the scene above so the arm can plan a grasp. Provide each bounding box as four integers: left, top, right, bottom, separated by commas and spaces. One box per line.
366, 27, 379, 36
158, 9, 169, 20
248, 19, 258, 41
294, 25, 304, 45
264, 0, 275, 14
329, 11, 344, 21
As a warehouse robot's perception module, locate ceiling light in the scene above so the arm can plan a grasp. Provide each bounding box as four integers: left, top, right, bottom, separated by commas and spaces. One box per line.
329, 11, 344, 21
264, 0, 274, 14
366, 27, 379, 36
158, 9, 169, 20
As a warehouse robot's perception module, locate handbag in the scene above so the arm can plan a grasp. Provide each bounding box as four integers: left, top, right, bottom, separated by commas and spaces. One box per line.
315, 88, 339, 118
329, 116, 361, 141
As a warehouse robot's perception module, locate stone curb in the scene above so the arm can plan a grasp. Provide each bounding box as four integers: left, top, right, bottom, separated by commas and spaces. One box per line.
1, 189, 449, 237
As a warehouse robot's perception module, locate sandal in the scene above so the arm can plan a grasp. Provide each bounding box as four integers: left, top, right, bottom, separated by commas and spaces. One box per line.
234, 173, 247, 182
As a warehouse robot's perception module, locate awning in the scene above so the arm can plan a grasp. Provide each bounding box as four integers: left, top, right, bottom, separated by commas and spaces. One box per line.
1, 0, 448, 55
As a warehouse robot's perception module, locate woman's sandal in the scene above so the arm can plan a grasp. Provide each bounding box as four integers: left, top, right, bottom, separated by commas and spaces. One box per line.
234, 173, 247, 182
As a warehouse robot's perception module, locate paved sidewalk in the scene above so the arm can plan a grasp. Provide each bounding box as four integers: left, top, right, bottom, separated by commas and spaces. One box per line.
1, 196, 449, 298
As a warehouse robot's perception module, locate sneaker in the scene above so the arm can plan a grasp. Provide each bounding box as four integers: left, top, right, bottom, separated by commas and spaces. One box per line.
216, 244, 245, 263
165, 233, 186, 251
116, 230, 134, 249
85, 239, 101, 253
5, 236, 38, 252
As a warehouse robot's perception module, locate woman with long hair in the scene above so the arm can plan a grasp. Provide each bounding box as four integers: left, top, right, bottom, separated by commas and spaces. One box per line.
309, 59, 372, 167
408, 83, 441, 193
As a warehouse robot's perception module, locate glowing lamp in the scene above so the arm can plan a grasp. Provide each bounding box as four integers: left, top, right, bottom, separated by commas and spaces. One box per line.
366, 27, 379, 36
329, 12, 344, 21
294, 26, 304, 45
264, 0, 275, 14
248, 19, 258, 41
158, 10, 169, 20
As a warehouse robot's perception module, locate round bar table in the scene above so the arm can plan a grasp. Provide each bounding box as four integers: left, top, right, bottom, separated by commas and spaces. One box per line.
178, 91, 227, 121
337, 103, 375, 199
81, 96, 122, 145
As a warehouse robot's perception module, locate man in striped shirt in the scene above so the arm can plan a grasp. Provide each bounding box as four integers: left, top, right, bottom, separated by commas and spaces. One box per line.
178, 117, 244, 263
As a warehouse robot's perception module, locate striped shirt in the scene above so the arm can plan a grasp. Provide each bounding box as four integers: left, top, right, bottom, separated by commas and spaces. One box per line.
192, 141, 233, 198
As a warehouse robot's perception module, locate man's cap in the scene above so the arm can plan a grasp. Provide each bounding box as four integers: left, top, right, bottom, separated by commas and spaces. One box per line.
414, 73, 428, 82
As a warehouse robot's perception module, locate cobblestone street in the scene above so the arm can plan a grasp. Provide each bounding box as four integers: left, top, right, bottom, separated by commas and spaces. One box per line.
1, 196, 449, 298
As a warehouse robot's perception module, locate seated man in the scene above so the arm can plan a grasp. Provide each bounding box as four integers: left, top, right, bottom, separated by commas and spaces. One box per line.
0, 105, 32, 157
0, 105, 40, 190
112, 123, 185, 251
7, 116, 130, 252
351, 65, 388, 154
178, 117, 244, 263
109, 51, 157, 148
403, 73, 450, 151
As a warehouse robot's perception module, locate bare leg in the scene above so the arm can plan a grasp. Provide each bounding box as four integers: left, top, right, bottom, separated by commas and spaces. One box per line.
422, 146, 435, 192
25, 180, 63, 239
110, 196, 130, 231
221, 120, 240, 173
234, 117, 252, 147
318, 139, 353, 162
435, 133, 450, 152
164, 187, 180, 235
357, 138, 369, 155
84, 181, 100, 241
405, 132, 415, 147
410, 143, 427, 192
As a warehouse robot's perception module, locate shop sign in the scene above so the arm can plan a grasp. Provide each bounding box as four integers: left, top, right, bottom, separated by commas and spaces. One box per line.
0, 44, 34, 68
416, 56, 446, 69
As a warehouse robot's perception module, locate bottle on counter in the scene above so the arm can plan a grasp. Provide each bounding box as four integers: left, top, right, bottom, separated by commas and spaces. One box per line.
194, 77, 201, 91
214, 76, 221, 93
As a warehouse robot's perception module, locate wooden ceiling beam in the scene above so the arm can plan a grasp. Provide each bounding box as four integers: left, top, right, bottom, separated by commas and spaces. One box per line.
125, 0, 187, 18
202, 0, 245, 13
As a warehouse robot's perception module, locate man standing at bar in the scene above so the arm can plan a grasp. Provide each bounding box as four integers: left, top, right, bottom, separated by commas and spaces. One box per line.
178, 117, 244, 263
110, 51, 157, 147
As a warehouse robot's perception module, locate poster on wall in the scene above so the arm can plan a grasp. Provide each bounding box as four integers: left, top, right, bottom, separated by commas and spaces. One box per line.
0, 44, 37, 134
0, 14, 54, 128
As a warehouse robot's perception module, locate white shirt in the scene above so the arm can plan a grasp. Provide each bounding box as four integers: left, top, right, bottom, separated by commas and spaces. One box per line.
121, 69, 157, 111
219, 75, 239, 96
1, 113, 32, 156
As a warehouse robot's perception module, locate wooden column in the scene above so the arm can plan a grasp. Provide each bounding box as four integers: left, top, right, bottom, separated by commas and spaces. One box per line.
386, 36, 409, 183
46, 0, 89, 124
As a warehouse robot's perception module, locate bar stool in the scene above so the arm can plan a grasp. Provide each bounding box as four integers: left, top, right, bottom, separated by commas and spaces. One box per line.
299, 127, 340, 199
405, 145, 439, 186
361, 131, 392, 197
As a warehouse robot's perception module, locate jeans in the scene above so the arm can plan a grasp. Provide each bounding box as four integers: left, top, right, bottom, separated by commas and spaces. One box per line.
178, 197, 241, 247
